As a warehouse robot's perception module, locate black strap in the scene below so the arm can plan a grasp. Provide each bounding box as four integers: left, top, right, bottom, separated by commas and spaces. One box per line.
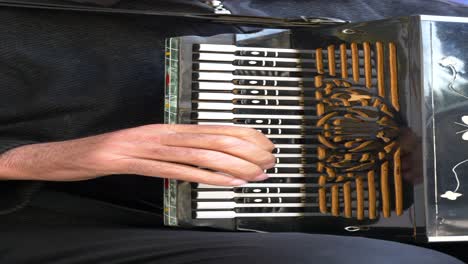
0, 0, 348, 28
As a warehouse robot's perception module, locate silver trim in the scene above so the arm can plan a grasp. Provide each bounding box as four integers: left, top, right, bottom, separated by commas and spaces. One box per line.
428, 235, 468, 242
420, 15, 468, 23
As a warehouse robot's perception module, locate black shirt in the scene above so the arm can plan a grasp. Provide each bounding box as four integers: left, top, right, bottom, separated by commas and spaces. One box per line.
0, 3, 241, 212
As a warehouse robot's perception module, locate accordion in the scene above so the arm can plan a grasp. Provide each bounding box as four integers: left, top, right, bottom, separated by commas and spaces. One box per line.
164, 15, 468, 242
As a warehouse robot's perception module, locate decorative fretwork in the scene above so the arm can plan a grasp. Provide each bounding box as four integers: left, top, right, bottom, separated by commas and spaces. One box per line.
312, 42, 402, 220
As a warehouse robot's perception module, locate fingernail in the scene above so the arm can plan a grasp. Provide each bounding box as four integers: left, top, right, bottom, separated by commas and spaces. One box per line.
253, 173, 269, 181
230, 179, 247, 186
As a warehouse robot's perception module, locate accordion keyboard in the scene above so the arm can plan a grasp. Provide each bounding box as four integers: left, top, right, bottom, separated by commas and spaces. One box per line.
189, 42, 403, 221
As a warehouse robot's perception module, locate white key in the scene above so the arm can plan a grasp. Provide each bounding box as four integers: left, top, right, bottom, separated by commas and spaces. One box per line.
196, 82, 304, 91
194, 102, 311, 111
196, 122, 306, 129
195, 62, 317, 72
195, 53, 317, 63
195, 191, 317, 199
195, 72, 315, 82
273, 164, 316, 168
265, 134, 316, 139
193, 87, 371, 103
195, 211, 323, 219
194, 112, 314, 120
195, 92, 308, 101
274, 144, 318, 148
265, 173, 313, 178
196, 183, 318, 189
197, 93, 308, 101
195, 202, 315, 209
196, 44, 316, 54
195, 44, 367, 56
273, 154, 316, 158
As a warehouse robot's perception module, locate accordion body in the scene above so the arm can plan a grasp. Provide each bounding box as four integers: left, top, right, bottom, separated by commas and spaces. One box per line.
164, 15, 468, 242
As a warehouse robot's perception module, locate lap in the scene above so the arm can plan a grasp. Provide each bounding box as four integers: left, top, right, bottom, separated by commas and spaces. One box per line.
0, 192, 461, 264
0, 191, 462, 264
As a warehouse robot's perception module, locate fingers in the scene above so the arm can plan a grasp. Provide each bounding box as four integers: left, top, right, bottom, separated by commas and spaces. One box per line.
137, 145, 269, 182
152, 124, 275, 152
113, 124, 276, 184
157, 133, 276, 169
122, 158, 248, 186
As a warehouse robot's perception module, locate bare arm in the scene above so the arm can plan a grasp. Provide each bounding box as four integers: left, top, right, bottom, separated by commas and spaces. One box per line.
0, 124, 275, 186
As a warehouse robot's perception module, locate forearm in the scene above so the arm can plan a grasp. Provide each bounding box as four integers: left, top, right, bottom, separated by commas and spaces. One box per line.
0, 124, 275, 185
0, 138, 104, 181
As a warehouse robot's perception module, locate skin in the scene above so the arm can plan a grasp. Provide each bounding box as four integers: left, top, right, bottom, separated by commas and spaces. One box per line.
0, 124, 276, 186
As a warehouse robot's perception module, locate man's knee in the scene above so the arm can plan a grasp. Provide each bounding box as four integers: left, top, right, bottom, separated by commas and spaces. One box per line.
190, 232, 462, 264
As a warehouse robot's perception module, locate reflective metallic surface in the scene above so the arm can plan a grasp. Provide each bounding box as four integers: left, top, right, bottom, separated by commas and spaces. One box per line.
164, 15, 468, 242
421, 16, 468, 242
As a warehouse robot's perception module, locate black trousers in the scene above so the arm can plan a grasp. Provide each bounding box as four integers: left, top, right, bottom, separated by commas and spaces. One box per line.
0, 190, 462, 264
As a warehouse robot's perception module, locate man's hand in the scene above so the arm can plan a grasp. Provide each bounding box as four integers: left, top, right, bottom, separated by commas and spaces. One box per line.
0, 125, 276, 186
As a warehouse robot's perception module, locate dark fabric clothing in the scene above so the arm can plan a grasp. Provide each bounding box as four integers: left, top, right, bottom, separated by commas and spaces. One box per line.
2, 228, 463, 264
69, 0, 120, 5
0, 1, 242, 214
245, 0, 468, 20
0, 0, 265, 216
0, 190, 463, 264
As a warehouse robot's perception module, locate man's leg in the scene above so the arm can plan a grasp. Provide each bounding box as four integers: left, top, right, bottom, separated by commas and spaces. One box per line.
0, 207, 462, 264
